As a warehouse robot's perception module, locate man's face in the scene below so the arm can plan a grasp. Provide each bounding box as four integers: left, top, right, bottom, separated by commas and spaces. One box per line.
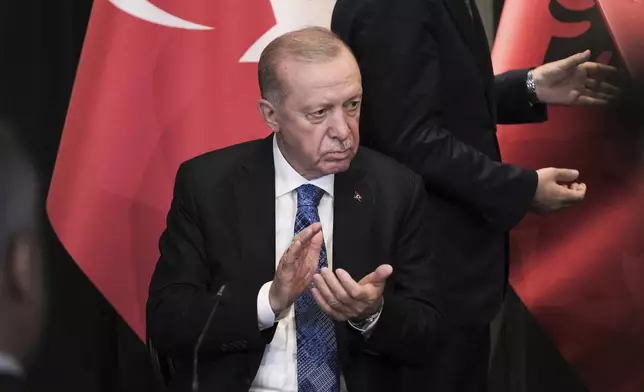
262, 49, 362, 179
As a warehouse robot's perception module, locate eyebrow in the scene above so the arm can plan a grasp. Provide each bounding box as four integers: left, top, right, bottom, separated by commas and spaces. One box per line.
345, 94, 362, 101
301, 92, 363, 112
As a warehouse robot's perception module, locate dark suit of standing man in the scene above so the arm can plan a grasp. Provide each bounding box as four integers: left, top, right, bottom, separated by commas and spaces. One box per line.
147, 27, 442, 392
332, 0, 618, 390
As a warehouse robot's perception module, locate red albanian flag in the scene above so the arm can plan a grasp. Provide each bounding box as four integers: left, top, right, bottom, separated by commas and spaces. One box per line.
493, 0, 644, 390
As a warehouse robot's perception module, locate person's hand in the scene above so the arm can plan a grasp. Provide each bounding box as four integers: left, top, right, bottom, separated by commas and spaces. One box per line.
269, 223, 323, 315
531, 168, 587, 214
311, 264, 392, 322
533, 50, 619, 106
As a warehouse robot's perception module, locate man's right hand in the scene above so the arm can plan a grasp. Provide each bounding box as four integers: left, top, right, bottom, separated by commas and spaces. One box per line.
269, 222, 324, 315
532, 167, 587, 214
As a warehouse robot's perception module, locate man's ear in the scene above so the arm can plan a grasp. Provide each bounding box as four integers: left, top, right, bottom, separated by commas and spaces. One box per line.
258, 99, 280, 134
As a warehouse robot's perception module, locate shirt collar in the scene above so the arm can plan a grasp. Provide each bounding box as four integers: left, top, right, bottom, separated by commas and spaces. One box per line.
273, 134, 334, 199
0, 352, 23, 377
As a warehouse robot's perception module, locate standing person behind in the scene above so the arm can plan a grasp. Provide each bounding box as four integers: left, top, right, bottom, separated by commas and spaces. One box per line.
147, 27, 443, 392
331, 0, 618, 390
0, 123, 45, 392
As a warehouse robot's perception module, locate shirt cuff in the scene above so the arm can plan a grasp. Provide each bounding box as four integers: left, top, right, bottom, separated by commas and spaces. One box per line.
348, 305, 383, 336
257, 281, 276, 330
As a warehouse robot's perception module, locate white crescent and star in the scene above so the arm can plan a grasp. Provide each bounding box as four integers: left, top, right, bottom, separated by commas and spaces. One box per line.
108, 0, 213, 30
239, 0, 338, 62
108, 0, 337, 62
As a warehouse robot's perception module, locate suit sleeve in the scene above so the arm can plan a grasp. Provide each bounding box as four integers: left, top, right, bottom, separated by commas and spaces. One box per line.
495, 69, 548, 124
146, 162, 276, 360
338, 0, 537, 230
361, 173, 443, 365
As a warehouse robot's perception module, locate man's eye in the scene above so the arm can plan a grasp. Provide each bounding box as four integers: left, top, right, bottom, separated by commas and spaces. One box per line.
310, 109, 327, 118
345, 100, 361, 111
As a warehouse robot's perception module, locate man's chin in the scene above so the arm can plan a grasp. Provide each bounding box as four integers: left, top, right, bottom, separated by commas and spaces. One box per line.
321, 158, 352, 175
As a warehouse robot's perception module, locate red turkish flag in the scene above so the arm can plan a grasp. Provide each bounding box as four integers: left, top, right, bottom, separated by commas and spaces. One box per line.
493, 0, 644, 390
47, 0, 335, 340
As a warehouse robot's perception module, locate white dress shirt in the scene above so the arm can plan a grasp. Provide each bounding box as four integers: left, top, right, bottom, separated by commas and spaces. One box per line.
250, 136, 378, 392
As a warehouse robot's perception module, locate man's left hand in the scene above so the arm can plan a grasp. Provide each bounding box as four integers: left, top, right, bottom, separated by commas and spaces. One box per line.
533, 50, 620, 106
311, 264, 392, 322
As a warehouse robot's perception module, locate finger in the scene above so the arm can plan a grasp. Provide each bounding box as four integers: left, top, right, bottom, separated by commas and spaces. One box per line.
338, 268, 388, 315
567, 182, 580, 191
585, 62, 618, 78
577, 97, 609, 106
558, 184, 587, 203
593, 91, 618, 101
584, 78, 600, 90
296, 257, 317, 281
358, 264, 394, 286
320, 267, 360, 308
583, 81, 620, 98
297, 231, 323, 278
307, 231, 324, 260
288, 224, 322, 265
568, 89, 582, 103
576, 96, 610, 106
552, 168, 580, 182
294, 222, 322, 245
333, 268, 366, 301
558, 50, 591, 70
596, 81, 621, 96
281, 237, 305, 266
313, 273, 355, 316
312, 287, 348, 321
571, 183, 587, 193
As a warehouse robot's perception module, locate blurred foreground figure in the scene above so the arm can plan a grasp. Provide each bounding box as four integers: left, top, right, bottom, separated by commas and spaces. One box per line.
0, 124, 44, 392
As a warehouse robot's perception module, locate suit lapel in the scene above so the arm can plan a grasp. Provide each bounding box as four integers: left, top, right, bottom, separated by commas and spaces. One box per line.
469, 1, 496, 118
333, 153, 373, 280
234, 136, 276, 286
443, 0, 496, 116
443, 0, 482, 60
333, 152, 374, 362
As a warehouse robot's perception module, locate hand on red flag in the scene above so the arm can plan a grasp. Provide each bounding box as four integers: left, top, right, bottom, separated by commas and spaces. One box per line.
533, 50, 620, 106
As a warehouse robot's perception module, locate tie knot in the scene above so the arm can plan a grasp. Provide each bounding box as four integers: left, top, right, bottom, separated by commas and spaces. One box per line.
296, 184, 324, 207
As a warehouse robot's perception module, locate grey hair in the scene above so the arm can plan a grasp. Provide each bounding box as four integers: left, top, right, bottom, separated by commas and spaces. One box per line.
257, 26, 352, 104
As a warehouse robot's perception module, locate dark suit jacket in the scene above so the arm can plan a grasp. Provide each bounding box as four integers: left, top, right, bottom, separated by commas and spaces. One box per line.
146, 136, 443, 392
332, 0, 548, 325
0, 374, 23, 392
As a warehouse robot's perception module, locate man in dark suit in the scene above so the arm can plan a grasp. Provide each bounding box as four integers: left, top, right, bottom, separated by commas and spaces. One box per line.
0, 123, 44, 392
147, 27, 443, 392
331, 0, 618, 390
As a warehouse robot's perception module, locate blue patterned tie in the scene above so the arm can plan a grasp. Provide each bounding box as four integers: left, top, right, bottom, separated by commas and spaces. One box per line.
294, 184, 339, 392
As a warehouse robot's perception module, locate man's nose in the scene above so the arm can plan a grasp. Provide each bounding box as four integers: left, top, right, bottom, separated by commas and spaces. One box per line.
328, 109, 351, 140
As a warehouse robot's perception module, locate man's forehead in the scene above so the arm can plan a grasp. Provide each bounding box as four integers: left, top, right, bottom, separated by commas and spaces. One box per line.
288, 78, 362, 108
281, 57, 360, 87
279, 49, 358, 74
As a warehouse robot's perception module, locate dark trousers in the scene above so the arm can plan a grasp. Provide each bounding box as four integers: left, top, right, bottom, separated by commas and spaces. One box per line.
400, 325, 491, 392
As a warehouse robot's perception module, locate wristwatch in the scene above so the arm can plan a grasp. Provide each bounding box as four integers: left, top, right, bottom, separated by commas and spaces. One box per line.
349, 298, 384, 332
526, 68, 540, 105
